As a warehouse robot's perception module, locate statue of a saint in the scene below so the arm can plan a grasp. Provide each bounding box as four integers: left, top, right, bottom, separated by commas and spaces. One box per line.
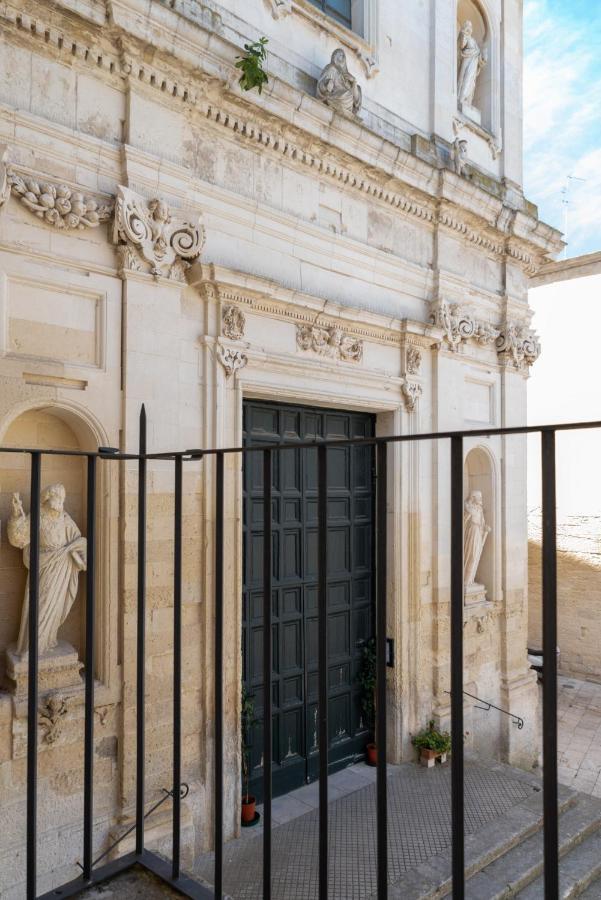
463, 490, 491, 588
8, 484, 87, 655
457, 21, 487, 110
317, 49, 362, 117
452, 137, 469, 175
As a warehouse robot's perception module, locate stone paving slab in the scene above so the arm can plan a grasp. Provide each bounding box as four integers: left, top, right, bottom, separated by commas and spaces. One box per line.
195, 760, 539, 900
79, 865, 185, 897
557, 676, 601, 797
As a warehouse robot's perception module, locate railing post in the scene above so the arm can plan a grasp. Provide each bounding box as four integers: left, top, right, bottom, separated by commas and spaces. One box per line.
214, 452, 225, 899
450, 435, 465, 899
262, 449, 273, 900
172, 453, 183, 880
376, 441, 388, 900
26, 451, 41, 900
83, 454, 97, 880
541, 429, 559, 897
136, 404, 147, 856
317, 443, 329, 900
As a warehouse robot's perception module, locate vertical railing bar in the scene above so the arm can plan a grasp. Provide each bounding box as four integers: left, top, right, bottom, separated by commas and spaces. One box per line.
541, 429, 559, 897
262, 449, 273, 900
450, 435, 465, 899
317, 443, 328, 900
376, 441, 388, 899
83, 455, 97, 880
172, 453, 183, 880
136, 404, 147, 856
26, 451, 41, 900
215, 451, 225, 899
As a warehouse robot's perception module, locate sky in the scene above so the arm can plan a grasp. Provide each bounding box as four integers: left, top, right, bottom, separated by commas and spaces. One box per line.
523, 0, 601, 258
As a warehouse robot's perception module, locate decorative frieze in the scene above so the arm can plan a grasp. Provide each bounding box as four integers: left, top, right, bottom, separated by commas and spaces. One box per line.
113, 187, 204, 281
222, 305, 246, 340
496, 324, 540, 370
430, 299, 500, 352
217, 344, 248, 377
401, 381, 422, 413
296, 324, 363, 362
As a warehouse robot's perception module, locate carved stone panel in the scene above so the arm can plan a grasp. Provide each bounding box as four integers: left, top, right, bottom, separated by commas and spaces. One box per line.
222, 305, 245, 340
296, 324, 363, 362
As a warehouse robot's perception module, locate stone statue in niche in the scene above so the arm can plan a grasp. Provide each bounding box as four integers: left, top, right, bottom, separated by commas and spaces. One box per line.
317, 49, 362, 118
463, 490, 491, 603
8, 484, 87, 655
457, 20, 487, 122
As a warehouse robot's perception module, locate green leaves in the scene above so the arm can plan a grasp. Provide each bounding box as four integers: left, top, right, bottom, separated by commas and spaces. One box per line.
411, 719, 452, 754
356, 637, 377, 731
235, 37, 269, 94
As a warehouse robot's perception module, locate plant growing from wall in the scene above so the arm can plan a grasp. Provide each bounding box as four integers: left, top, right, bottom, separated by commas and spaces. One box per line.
235, 37, 269, 94
241, 686, 257, 805
357, 637, 377, 762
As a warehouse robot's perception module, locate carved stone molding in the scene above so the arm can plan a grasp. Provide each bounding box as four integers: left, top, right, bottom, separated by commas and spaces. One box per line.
430, 299, 500, 353
113, 187, 204, 281
222, 305, 245, 340
401, 381, 422, 413
39, 693, 68, 745
0, 147, 113, 230
496, 324, 540, 371
406, 347, 422, 375
266, 0, 292, 17
217, 344, 248, 377
296, 324, 363, 362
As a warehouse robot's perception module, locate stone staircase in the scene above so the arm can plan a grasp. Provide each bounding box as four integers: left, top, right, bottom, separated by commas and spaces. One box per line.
391, 770, 601, 899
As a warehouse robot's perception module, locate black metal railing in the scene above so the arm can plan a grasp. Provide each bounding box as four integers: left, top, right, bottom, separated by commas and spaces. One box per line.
4, 411, 600, 900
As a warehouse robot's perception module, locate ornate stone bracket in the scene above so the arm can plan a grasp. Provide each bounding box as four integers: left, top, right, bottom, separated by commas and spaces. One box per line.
217, 343, 247, 377
0, 145, 113, 230
39, 693, 68, 745
222, 305, 245, 340
430, 299, 500, 353
401, 381, 422, 413
113, 186, 204, 281
296, 324, 363, 362
496, 324, 540, 371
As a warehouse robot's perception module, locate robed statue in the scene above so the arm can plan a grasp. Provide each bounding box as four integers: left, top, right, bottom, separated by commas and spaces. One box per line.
457, 20, 487, 109
463, 490, 491, 587
317, 49, 362, 117
8, 483, 87, 655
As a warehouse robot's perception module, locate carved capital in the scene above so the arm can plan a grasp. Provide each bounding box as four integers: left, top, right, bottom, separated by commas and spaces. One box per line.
496, 323, 540, 371
222, 305, 245, 340
401, 381, 422, 413
430, 299, 500, 352
113, 186, 204, 280
217, 344, 247, 377
296, 324, 363, 362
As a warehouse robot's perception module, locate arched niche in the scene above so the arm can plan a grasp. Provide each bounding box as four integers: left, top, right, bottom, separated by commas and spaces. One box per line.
457, 0, 493, 132
0, 403, 107, 684
463, 446, 495, 601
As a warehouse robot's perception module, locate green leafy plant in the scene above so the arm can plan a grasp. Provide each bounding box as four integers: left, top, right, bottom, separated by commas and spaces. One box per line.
411, 720, 451, 755
241, 686, 257, 802
235, 37, 269, 94
357, 637, 377, 739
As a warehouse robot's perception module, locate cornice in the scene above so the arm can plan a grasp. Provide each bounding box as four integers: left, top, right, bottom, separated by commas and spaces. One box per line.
3, 0, 563, 272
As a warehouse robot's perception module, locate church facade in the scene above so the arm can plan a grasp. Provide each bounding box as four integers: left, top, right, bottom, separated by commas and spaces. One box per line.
0, 0, 561, 894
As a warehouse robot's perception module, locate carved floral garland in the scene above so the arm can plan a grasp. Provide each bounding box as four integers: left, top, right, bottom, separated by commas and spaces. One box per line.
7, 172, 113, 230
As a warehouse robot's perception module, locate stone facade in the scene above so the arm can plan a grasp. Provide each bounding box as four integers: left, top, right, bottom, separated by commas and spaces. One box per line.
0, 0, 561, 895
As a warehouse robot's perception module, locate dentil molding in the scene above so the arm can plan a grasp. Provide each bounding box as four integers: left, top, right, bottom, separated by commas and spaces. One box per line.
113, 186, 205, 281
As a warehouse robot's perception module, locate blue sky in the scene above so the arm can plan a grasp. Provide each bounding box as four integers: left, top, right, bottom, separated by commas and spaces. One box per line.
523, 0, 601, 257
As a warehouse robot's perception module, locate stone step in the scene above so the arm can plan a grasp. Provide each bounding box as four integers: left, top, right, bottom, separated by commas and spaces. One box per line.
469, 794, 601, 899
516, 826, 601, 899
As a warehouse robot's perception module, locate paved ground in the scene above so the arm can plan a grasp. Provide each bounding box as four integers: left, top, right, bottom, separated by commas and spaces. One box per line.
195, 760, 538, 900
79, 865, 183, 897
557, 675, 601, 796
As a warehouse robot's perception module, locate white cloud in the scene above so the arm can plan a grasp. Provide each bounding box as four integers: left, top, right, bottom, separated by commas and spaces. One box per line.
523, 0, 601, 255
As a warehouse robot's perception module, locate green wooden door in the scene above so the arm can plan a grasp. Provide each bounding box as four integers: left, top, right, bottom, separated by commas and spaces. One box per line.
242, 400, 375, 799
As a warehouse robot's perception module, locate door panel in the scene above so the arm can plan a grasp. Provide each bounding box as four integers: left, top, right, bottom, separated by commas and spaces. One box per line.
242, 400, 375, 799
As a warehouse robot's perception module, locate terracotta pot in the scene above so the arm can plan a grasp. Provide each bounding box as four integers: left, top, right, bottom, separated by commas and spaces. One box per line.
366, 743, 377, 766
241, 795, 256, 823
420, 748, 437, 761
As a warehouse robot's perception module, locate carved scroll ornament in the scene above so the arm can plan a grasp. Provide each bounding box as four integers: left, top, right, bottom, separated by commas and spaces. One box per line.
496, 324, 540, 370
296, 324, 363, 362
113, 187, 205, 281
217, 344, 247, 377
401, 381, 422, 413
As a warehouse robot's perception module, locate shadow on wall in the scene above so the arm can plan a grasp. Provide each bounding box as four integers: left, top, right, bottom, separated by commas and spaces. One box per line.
528, 509, 601, 683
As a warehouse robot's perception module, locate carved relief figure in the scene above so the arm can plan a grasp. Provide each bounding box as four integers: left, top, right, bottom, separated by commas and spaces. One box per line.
463, 490, 491, 587
452, 137, 469, 176
317, 49, 362, 117
296, 324, 363, 362
457, 21, 487, 110
8, 485, 87, 655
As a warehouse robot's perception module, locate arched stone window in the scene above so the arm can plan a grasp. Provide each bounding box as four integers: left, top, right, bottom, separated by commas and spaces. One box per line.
456, 0, 495, 134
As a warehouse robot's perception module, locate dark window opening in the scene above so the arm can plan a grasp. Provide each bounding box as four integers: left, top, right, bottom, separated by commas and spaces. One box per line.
308, 0, 353, 30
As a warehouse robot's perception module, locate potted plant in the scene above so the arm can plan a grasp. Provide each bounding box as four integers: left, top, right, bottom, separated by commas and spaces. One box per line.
412, 720, 451, 768
357, 637, 378, 766
241, 686, 258, 824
